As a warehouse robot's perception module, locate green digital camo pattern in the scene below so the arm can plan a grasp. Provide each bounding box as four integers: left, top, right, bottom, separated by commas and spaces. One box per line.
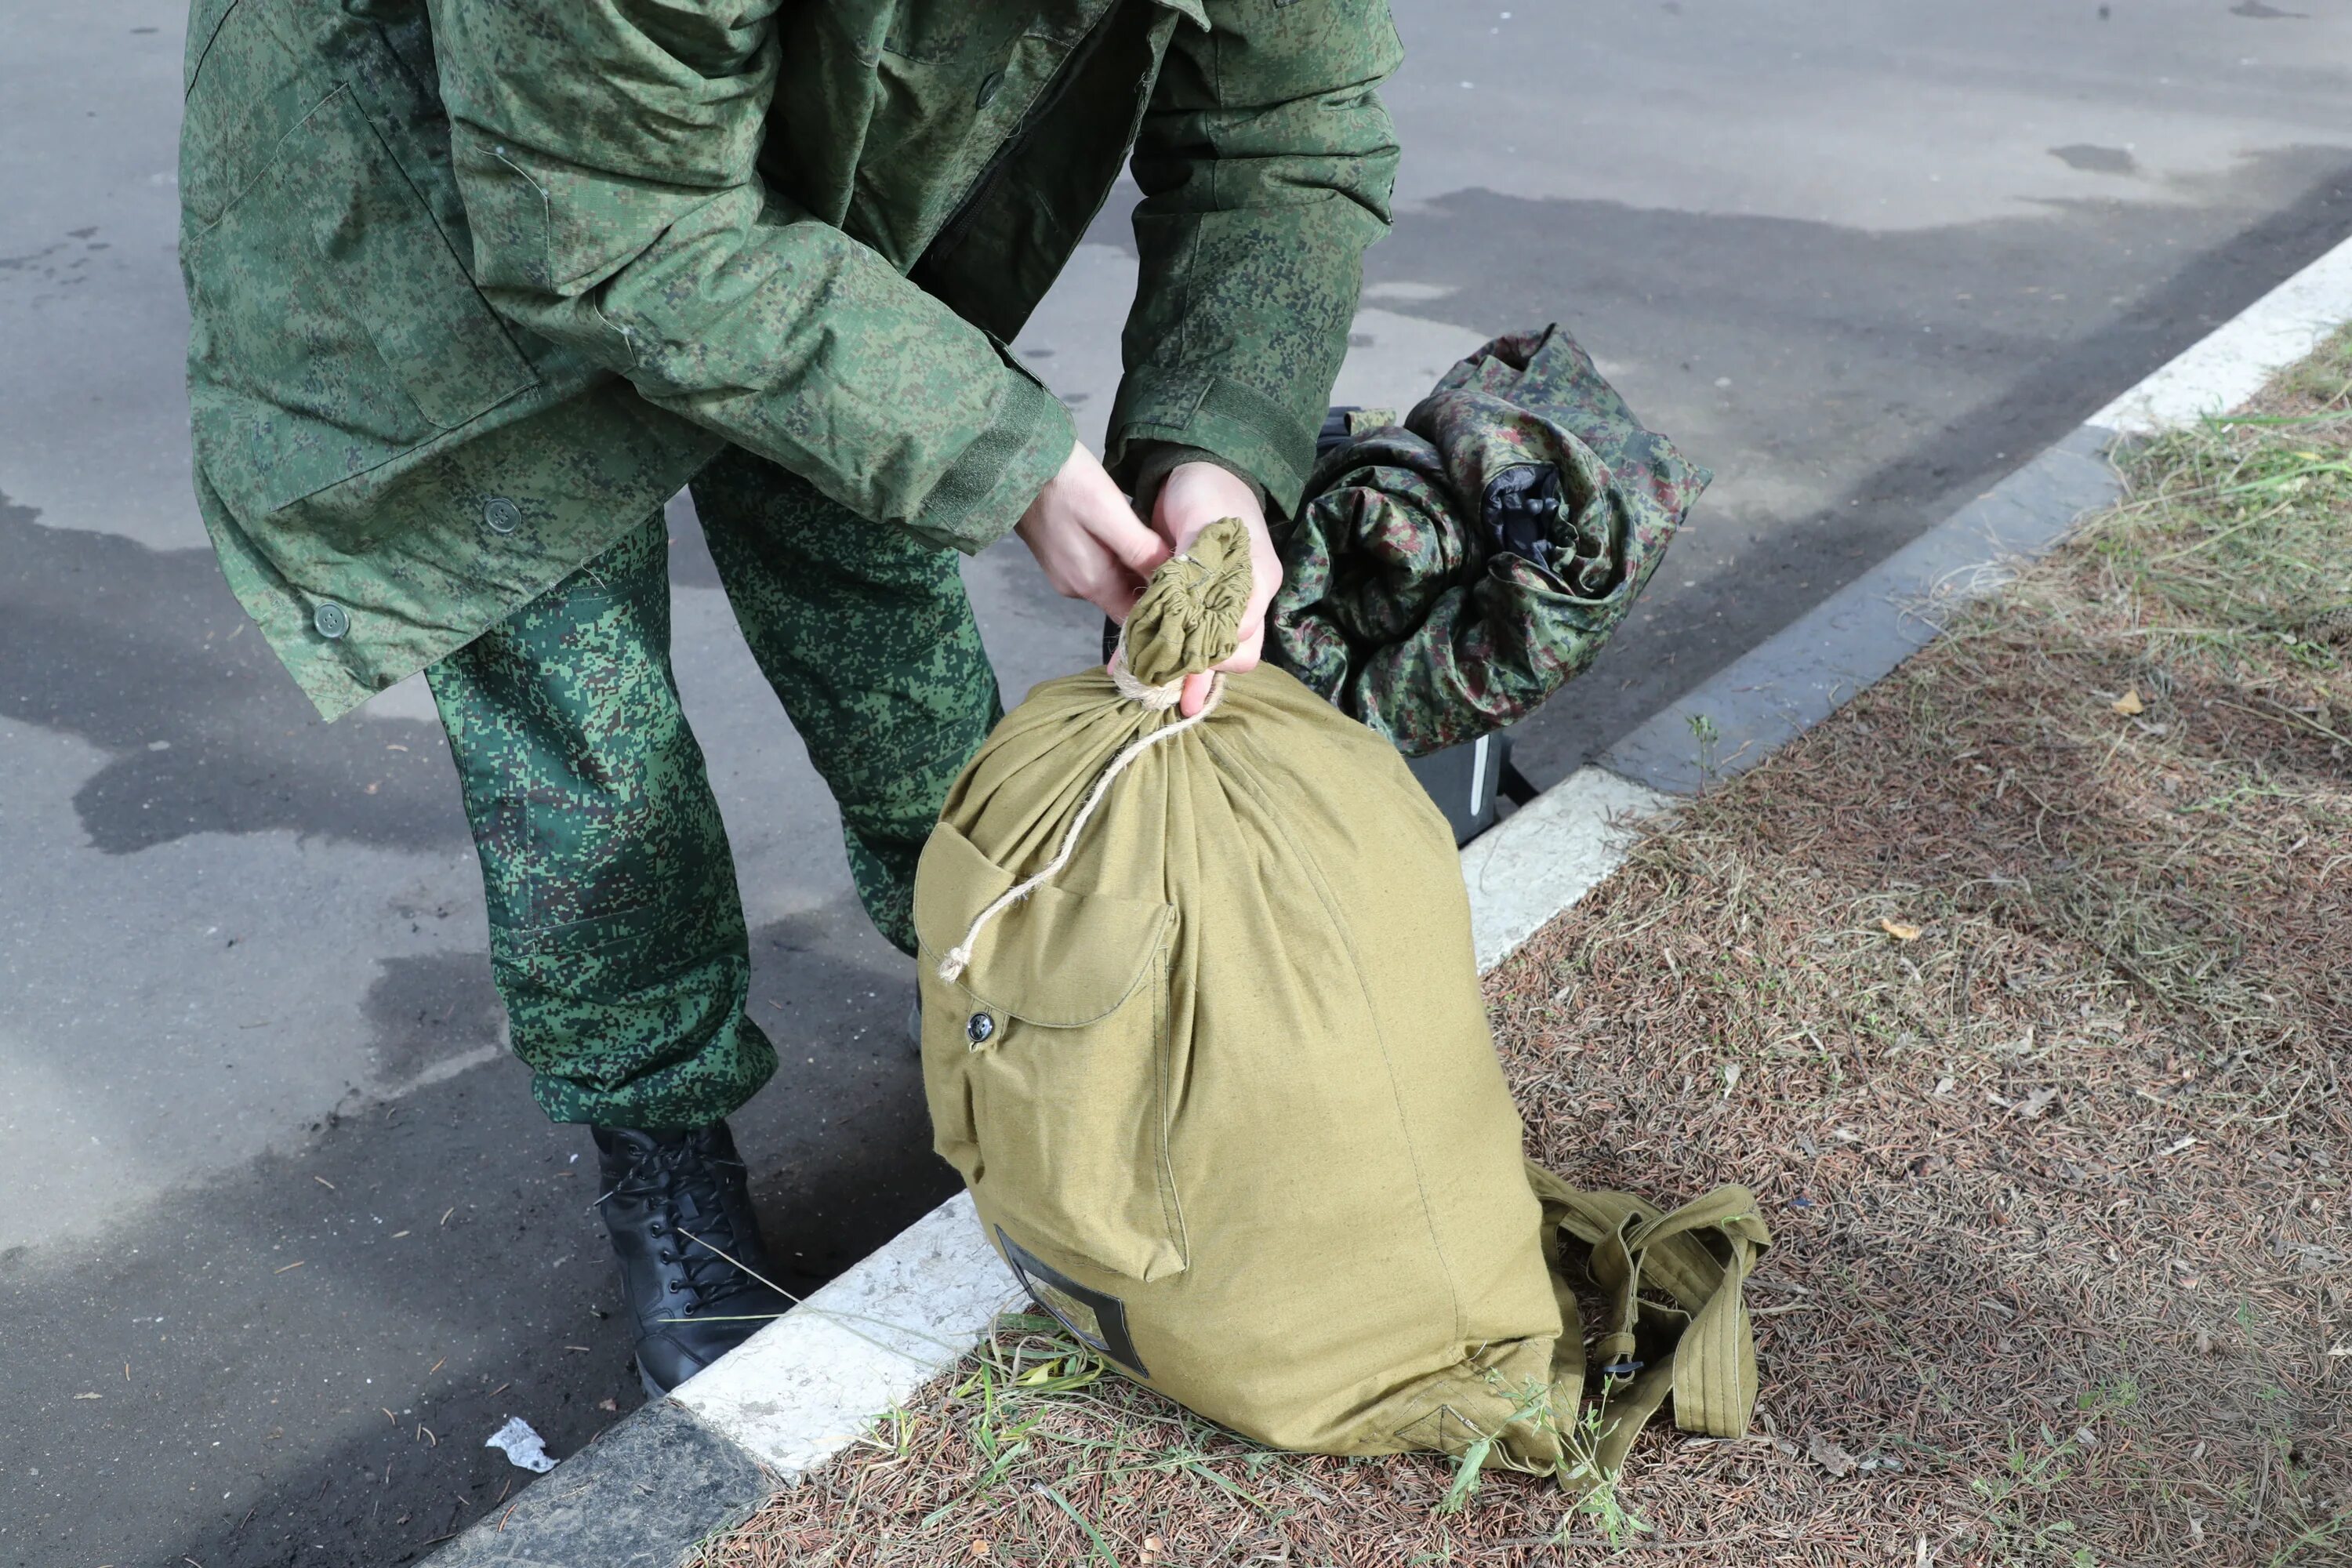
1269, 325, 1711, 756
182, 0, 728, 720
180, 0, 1400, 720
691, 445, 1004, 954
427, 452, 999, 1129
426, 516, 768, 1130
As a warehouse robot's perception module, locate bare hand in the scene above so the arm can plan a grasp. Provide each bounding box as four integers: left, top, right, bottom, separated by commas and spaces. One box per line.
1152, 462, 1283, 716
1014, 443, 1171, 623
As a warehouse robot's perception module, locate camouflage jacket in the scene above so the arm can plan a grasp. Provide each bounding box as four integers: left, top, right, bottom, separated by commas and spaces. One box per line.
1269, 326, 1709, 756
181, 0, 1402, 717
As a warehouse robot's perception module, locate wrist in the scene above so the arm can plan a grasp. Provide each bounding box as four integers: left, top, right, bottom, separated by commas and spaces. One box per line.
1125, 442, 1268, 517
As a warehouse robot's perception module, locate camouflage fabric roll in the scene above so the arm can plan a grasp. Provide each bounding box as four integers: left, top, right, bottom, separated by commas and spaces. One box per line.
1269, 325, 1710, 757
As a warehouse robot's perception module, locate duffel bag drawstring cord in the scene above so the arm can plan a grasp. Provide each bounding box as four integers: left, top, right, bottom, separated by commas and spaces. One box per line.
1106, 648, 1186, 711
935, 632, 1226, 985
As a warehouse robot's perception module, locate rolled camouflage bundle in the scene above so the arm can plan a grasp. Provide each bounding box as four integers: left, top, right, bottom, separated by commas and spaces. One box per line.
1271, 325, 1709, 756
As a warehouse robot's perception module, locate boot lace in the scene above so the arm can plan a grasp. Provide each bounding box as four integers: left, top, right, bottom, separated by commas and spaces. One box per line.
601, 1140, 766, 1317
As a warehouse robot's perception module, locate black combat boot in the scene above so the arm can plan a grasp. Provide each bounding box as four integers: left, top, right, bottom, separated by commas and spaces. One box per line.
591, 1121, 794, 1397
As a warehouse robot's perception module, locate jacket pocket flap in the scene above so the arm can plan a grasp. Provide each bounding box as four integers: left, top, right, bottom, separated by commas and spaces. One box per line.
915, 821, 1172, 1028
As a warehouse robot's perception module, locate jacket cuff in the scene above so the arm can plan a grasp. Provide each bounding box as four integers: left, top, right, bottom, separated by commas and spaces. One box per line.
1107, 372, 1318, 520
1120, 441, 1270, 516
909, 362, 1076, 554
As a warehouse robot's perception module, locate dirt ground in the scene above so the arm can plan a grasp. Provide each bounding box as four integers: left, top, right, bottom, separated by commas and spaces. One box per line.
688, 342, 2352, 1568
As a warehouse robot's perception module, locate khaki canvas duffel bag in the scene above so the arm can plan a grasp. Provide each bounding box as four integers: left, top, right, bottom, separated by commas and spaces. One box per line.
915, 519, 1767, 1480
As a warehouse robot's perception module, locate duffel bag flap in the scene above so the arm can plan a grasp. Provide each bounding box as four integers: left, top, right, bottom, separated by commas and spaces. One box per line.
913, 820, 1173, 1029
913, 819, 1185, 1283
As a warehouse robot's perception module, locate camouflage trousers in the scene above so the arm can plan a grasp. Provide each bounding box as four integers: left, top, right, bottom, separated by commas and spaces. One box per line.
426, 446, 1002, 1130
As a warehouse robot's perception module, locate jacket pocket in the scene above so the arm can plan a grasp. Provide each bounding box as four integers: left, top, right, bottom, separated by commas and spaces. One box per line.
185, 84, 536, 515
915, 822, 1186, 1282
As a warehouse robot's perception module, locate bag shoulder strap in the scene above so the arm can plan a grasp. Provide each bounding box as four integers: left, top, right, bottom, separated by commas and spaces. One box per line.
1525, 1162, 1772, 1480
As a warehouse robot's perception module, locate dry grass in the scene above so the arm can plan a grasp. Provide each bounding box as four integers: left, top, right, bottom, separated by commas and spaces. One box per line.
690, 339, 2352, 1568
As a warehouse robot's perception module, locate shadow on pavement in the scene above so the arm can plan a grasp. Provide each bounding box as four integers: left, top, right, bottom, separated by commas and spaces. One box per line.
0, 896, 950, 1568
0, 489, 466, 857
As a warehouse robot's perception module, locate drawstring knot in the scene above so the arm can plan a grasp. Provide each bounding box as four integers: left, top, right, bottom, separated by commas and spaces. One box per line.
935, 668, 1225, 985
934, 518, 1255, 987
1106, 649, 1185, 710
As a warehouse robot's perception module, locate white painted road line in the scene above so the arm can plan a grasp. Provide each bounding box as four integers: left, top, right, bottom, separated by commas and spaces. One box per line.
1462, 766, 1672, 973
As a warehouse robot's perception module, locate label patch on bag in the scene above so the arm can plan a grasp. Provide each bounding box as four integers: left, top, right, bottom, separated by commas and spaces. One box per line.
996, 1227, 1148, 1377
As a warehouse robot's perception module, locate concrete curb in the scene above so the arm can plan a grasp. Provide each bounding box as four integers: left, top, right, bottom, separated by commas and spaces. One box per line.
673, 1193, 1008, 1475
1598, 423, 2124, 797
1461, 766, 1672, 972
425, 228, 2352, 1565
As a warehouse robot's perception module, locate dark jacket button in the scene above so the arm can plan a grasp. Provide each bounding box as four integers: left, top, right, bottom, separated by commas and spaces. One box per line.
484, 496, 521, 534
965, 1011, 996, 1044
312, 602, 349, 639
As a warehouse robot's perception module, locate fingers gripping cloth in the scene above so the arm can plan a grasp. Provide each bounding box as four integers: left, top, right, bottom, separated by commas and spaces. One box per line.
935, 519, 1254, 985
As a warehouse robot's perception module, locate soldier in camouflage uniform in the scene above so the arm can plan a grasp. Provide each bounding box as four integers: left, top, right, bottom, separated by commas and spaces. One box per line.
180, 0, 1399, 1392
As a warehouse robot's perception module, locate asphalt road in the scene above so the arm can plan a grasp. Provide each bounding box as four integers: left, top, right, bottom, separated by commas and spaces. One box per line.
5, 2, 2351, 1563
